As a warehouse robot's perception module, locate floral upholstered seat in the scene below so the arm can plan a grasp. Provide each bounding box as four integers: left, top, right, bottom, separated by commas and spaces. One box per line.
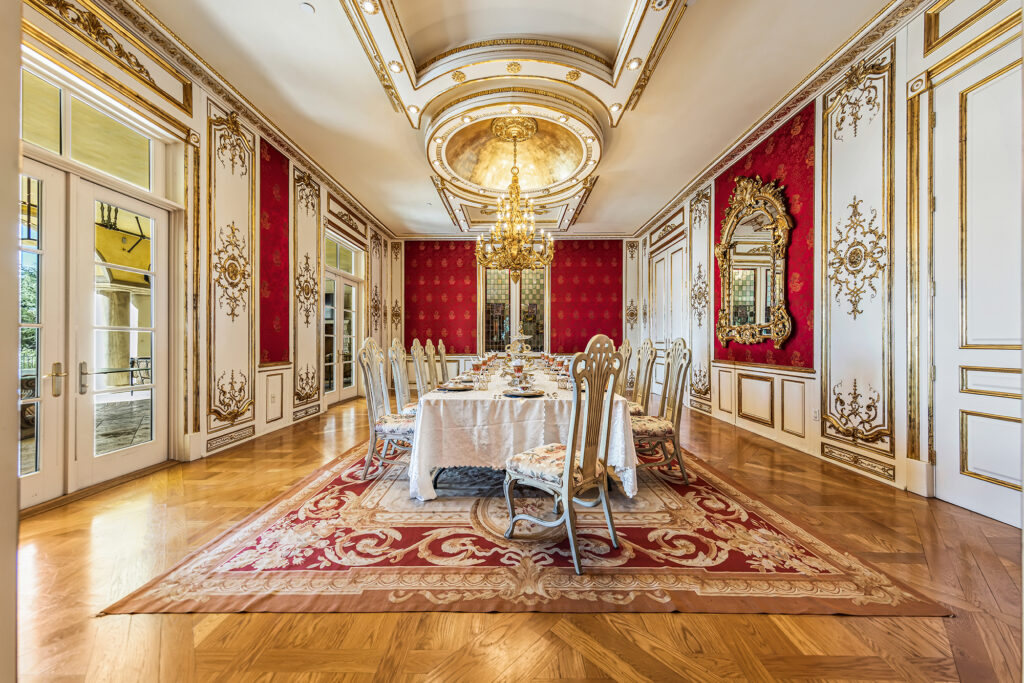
375, 414, 416, 437
630, 415, 674, 438
506, 443, 597, 486
627, 401, 645, 416
400, 401, 418, 417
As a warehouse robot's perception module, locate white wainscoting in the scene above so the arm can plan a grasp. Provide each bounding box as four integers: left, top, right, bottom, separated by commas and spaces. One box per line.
712, 362, 818, 454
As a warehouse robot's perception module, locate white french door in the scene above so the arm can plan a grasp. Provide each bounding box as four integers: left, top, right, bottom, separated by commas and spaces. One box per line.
931, 40, 1021, 526
17, 159, 170, 507
323, 271, 358, 405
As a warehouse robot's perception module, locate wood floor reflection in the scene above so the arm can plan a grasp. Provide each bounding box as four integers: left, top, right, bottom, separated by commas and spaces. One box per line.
17, 399, 1021, 681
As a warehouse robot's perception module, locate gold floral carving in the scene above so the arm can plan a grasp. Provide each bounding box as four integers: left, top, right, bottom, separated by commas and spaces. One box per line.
295, 254, 318, 327
209, 111, 250, 176
565, 69, 581, 82
36, 0, 155, 84
391, 242, 402, 260
370, 285, 381, 332
828, 197, 886, 319
451, 70, 466, 83
690, 263, 709, 328
295, 171, 319, 215
829, 55, 889, 140
626, 241, 638, 259
294, 365, 318, 403
370, 232, 382, 259
211, 221, 251, 321
715, 176, 793, 348
506, 61, 521, 74
641, 301, 648, 326
690, 188, 711, 226
391, 299, 402, 329
691, 363, 710, 398
625, 300, 638, 329
825, 379, 888, 443
210, 370, 252, 424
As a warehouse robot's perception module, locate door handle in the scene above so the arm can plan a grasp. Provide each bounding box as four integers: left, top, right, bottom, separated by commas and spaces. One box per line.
79, 361, 91, 395
42, 362, 66, 397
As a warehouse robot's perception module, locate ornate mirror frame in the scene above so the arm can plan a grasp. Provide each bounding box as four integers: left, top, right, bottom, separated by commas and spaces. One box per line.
714, 175, 794, 348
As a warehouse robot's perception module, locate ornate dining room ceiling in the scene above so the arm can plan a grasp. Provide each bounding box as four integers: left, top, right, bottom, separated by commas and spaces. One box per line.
129, 0, 894, 235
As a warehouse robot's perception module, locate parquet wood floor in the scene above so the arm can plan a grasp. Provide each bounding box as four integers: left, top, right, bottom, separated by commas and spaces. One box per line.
17, 400, 1021, 681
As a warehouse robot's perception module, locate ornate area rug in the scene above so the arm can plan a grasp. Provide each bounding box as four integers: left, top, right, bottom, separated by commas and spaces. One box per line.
104, 442, 946, 615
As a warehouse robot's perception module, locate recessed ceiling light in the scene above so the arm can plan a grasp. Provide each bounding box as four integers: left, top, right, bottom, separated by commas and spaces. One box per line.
627, 57, 642, 71
407, 105, 419, 115
586, 136, 595, 143
610, 103, 622, 113
360, 0, 378, 14
557, 115, 568, 122
300, 2, 316, 15
509, 106, 521, 115
388, 61, 403, 73
434, 136, 443, 143
588, 159, 596, 164
461, 115, 472, 123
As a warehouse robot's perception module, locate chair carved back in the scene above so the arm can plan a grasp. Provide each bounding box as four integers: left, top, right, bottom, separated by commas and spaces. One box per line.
436, 339, 450, 383
658, 338, 691, 430
410, 339, 431, 396
424, 340, 439, 389
614, 338, 632, 396
632, 339, 656, 410
389, 339, 411, 410
564, 334, 623, 484
357, 338, 391, 427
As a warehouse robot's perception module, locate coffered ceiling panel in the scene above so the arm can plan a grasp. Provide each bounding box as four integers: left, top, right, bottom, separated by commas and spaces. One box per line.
129, 0, 894, 236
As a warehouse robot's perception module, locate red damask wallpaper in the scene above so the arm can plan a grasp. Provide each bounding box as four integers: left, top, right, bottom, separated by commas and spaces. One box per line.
258, 140, 290, 365
404, 241, 478, 354
550, 239, 623, 353
713, 102, 816, 368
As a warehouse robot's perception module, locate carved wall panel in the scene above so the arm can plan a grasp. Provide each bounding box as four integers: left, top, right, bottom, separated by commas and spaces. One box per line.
821, 42, 896, 464
293, 168, 321, 408
688, 187, 712, 409
207, 104, 256, 432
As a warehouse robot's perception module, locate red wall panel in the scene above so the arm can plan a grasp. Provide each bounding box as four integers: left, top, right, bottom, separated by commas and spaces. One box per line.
404, 241, 478, 353
550, 239, 623, 353
258, 140, 290, 365
713, 102, 816, 368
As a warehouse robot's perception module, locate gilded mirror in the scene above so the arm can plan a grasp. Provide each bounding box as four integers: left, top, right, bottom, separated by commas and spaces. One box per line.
714, 175, 793, 348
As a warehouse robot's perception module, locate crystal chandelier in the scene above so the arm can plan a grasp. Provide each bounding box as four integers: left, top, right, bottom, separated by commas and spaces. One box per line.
475, 116, 554, 283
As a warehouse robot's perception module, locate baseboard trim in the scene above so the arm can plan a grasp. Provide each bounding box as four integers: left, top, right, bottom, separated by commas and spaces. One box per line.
20, 460, 178, 519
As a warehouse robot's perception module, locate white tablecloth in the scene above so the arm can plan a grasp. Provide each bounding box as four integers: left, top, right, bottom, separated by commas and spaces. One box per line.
408, 374, 638, 500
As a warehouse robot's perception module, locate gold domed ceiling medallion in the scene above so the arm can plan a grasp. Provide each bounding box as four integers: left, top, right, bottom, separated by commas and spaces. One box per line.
490, 116, 537, 143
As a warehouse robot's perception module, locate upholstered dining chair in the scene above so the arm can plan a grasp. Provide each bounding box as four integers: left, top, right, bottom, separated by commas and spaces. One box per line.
504, 334, 624, 575
410, 338, 432, 396
358, 338, 415, 480
627, 338, 656, 417
389, 339, 418, 417
614, 338, 632, 397
424, 339, 440, 388
436, 339, 450, 383
630, 337, 691, 483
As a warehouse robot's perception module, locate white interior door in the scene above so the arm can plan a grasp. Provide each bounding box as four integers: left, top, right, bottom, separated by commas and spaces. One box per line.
932, 40, 1022, 526
18, 160, 67, 507
323, 271, 358, 404
71, 180, 168, 490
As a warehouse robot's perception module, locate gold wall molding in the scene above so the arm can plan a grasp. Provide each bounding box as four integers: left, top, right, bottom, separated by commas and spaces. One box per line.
827, 197, 887, 319
391, 242, 402, 260
636, 0, 927, 237
211, 221, 252, 322
370, 284, 382, 332
960, 409, 1022, 490
210, 370, 253, 424
292, 404, 320, 421
37, 0, 153, 81
924, 0, 1007, 56
829, 54, 890, 140
391, 298, 402, 329
626, 241, 639, 259
295, 253, 318, 326
294, 365, 318, 403
821, 442, 895, 481
691, 363, 710, 399
206, 425, 255, 453
421, 38, 612, 70
625, 300, 638, 329
736, 373, 775, 427
209, 111, 250, 176
825, 379, 889, 444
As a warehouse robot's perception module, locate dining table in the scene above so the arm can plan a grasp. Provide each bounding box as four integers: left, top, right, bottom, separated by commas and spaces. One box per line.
407, 370, 638, 501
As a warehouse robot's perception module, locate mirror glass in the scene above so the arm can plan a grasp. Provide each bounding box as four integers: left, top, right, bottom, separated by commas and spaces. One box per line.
728, 208, 777, 328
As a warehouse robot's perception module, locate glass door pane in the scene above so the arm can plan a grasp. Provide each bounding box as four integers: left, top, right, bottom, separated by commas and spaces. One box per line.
92, 200, 155, 456
520, 269, 545, 352
341, 283, 355, 389
19, 176, 42, 476
323, 277, 336, 394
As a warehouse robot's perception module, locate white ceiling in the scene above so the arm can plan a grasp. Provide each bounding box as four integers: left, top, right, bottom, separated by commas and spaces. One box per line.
392, 0, 633, 68
135, 0, 892, 236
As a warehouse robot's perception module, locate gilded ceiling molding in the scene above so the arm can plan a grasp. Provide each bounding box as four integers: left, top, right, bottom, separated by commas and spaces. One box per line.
634, 0, 926, 237
421, 38, 613, 70
100, 0, 396, 238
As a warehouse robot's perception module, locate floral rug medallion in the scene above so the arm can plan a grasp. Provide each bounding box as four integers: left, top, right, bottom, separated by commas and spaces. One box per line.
105, 443, 946, 615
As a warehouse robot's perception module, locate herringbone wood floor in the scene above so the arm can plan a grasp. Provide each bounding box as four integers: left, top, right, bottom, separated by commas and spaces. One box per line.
17, 400, 1022, 682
